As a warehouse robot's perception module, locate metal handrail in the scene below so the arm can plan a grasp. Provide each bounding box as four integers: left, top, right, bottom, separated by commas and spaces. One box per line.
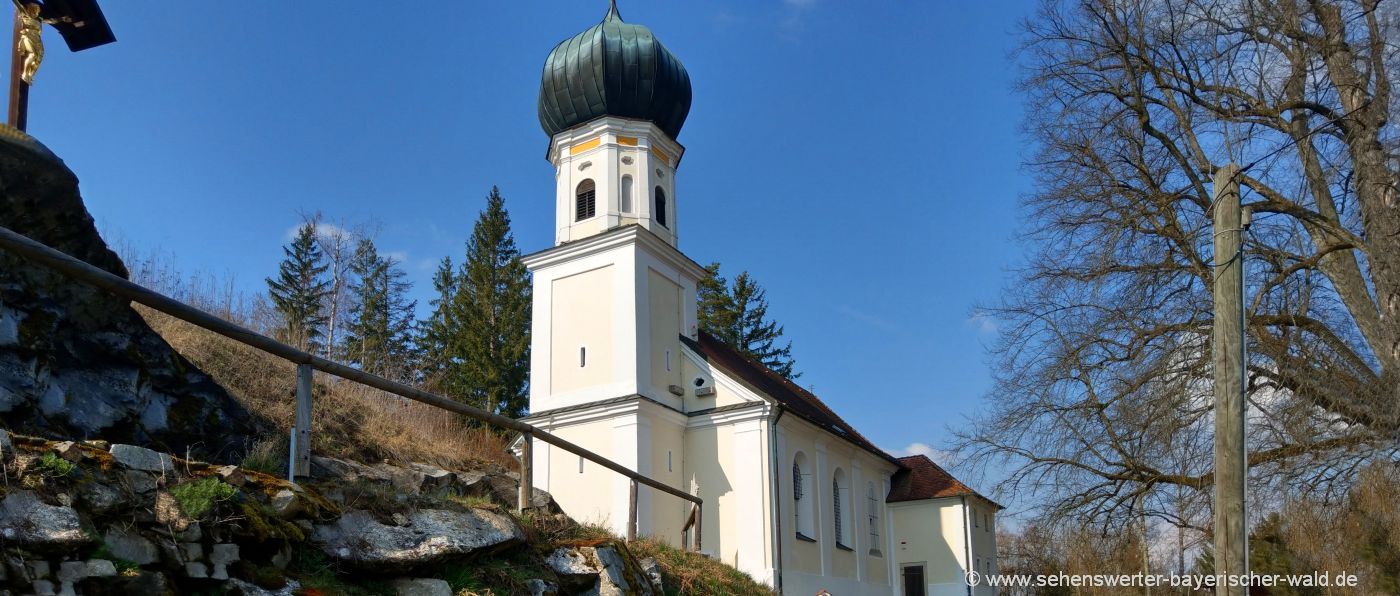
0, 224, 701, 549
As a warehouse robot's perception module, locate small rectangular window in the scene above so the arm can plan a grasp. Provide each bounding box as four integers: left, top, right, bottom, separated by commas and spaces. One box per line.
667, 451, 673, 472
580, 346, 586, 367
665, 350, 671, 371
578, 456, 584, 473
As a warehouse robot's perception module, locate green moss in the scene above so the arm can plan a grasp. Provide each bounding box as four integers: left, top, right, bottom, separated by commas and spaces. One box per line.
237, 501, 305, 543
169, 477, 237, 519
37, 452, 75, 477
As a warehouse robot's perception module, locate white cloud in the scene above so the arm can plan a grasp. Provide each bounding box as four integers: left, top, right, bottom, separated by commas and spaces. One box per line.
284, 221, 350, 242
890, 442, 952, 464
778, 0, 816, 41
384, 250, 409, 264
966, 313, 999, 335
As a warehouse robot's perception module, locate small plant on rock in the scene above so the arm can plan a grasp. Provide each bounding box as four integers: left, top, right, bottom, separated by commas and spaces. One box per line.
36, 452, 75, 477
170, 477, 238, 519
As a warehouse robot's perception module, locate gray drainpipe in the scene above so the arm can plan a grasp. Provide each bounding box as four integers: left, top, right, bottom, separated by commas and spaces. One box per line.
768, 405, 786, 594
962, 495, 973, 596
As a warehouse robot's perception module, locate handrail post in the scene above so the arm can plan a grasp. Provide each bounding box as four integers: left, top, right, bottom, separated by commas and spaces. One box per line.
695, 503, 702, 553
289, 363, 312, 481
517, 432, 533, 513
627, 479, 638, 542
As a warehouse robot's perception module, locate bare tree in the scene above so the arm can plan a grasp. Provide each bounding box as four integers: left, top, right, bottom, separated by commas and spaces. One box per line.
956, 0, 1400, 531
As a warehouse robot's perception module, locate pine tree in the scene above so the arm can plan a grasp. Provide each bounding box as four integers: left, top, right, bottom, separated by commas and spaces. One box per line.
343, 237, 417, 378
429, 187, 532, 417
697, 263, 799, 379
266, 221, 331, 352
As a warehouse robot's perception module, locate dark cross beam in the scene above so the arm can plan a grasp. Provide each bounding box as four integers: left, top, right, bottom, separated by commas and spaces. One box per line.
6, 0, 114, 131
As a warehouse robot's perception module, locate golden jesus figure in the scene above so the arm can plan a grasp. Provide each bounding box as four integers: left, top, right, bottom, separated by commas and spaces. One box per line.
16, 2, 42, 84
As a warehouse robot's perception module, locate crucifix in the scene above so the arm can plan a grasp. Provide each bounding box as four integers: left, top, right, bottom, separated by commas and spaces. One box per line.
7, 0, 114, 132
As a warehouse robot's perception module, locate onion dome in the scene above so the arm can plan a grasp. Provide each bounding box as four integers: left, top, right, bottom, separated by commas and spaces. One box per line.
538, 1, 692, 140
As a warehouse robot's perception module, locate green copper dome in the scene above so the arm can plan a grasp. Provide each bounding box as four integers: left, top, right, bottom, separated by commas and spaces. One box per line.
538, 2, 692, 140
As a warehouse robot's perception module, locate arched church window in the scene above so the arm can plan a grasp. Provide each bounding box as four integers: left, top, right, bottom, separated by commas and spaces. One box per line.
867, 481, 880, 551
576, 179, 596, 221
793, 452, 813, 539
620, 175, 634, 213
833, 467, 850, 548
654, 187, 667, 227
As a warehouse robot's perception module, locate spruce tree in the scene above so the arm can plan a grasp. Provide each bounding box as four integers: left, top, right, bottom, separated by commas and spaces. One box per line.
697, 263, 799, 379
430, 187, 532, 417
343, 237, 417, 378
698, 262, 737, 337
419, 256, 458, 379
266, 221, 331, 352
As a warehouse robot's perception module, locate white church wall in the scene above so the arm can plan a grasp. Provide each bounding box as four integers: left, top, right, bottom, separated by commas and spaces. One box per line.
891, 496, 993, 596
646, 268, 683, 400
536, 415, 629, 536
642, 403, 688, 546
776, 414, 898, 596
549, 264, 616, 394
682, 403, 776, 585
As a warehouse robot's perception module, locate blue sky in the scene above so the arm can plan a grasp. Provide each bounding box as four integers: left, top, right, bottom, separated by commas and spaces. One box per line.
23, 1, 1035, 494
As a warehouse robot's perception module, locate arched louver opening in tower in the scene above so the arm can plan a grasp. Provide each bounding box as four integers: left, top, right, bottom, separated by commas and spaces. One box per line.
576, 179, 597, 221
654, 187, 667, 228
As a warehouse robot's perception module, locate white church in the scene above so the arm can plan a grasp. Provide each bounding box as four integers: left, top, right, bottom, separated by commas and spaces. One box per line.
519, 4, 1001, 594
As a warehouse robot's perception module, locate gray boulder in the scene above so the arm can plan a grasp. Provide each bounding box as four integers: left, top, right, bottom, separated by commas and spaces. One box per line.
0, 491, 89, 552
312, 508, 523, 571
546, 545, 655, 596
109, 444, 173, 473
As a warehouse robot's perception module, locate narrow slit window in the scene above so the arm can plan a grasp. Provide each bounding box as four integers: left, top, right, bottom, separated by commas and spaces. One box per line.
575, 179, 597, 221
667, 451, 673, 472
654, 187, 667, 227
579, 346, 587, 367
665, 350, 671, 371
578, 456, 584, 473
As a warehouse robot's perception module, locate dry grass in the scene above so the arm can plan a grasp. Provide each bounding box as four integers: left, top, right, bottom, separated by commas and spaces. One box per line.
139, 306, 517, 472
630, 538, 775, 596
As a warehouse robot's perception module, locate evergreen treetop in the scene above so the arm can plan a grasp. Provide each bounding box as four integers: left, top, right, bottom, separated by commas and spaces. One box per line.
266, 220, 331, 353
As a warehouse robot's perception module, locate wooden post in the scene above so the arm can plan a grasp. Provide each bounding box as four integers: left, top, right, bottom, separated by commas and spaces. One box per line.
1212, 164, 1247, 594
517, 433, 533, 513
7, 8, 29, 131
627, 479, 638, 542
289, 363, 313, 481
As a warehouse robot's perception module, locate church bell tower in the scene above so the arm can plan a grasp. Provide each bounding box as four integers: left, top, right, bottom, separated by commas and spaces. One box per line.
520, 1, 705, 542
524, 1, 704, 414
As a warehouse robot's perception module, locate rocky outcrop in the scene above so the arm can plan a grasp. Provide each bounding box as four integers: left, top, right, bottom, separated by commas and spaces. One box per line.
0, 128, 260, 460
547, 545, 656, 596
312, 508, 523, 571
0, 430, 669, 595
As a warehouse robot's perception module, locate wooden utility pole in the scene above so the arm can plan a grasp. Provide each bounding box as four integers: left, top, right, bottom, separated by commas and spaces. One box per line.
1212, 164, 1247, 595
6, 7, 29, 131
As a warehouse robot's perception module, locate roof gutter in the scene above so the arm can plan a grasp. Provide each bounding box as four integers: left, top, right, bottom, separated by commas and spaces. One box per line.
962, 495, 973, 596
767, 404, 785, 594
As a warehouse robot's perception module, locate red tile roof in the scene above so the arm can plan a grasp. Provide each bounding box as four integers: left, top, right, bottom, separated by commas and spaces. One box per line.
686, 330, 902, 467
888, 454, 1001, 509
